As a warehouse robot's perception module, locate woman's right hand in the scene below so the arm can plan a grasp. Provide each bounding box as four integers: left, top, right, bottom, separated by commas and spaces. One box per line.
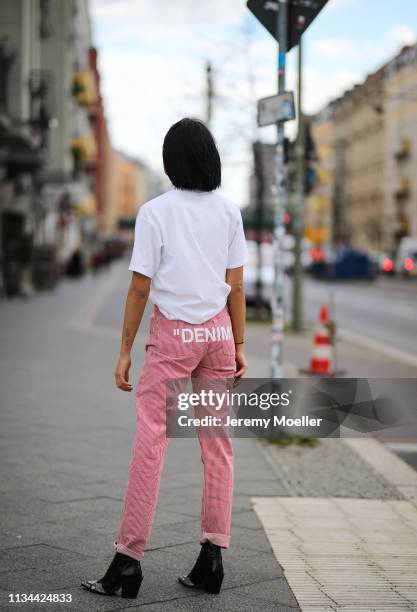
115, 354, 133, 392
235, 346, 248, 379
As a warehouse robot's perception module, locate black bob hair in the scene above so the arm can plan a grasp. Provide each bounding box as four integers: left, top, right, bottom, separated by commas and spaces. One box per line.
162, 118, 221, 192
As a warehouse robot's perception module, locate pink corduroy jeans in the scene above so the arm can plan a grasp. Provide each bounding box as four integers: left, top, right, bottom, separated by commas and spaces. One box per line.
114, 304, 236, 561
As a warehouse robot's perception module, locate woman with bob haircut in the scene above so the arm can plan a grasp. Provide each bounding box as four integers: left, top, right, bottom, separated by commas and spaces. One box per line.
82, 118, 248, 599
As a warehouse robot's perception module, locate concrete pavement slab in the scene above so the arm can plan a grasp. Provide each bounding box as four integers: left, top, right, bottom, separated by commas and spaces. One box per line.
253, 496, 417, 611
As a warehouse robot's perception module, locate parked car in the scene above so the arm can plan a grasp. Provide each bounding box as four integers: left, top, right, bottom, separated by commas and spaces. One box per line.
282, 235, 311, 274
244, 241, 273, 311
243, 260, 273, 311
244, 237, 314, 311
395, 237, 417, 278
66, 248, 85, 278
310, 248, 377, 281
378, 252, 395, 275
332, 248, 378, 280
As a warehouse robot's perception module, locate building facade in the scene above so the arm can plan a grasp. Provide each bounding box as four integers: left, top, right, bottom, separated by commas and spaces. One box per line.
0, 0, 47, 294
88, 46, 113, 234
40, 0, 97, 270
333, 69, 385, 252
384, 45, 417, 248
244, 142, 277, 241
305, 109, 334, 249
0, 0, 110, 294
309, 43, 417, 254
109, 151, 167, 234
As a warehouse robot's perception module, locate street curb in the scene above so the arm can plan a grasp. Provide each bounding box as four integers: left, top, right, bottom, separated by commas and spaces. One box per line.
338, 327, 417, 369
344, 438, 417, 508
257, 435, 417, 506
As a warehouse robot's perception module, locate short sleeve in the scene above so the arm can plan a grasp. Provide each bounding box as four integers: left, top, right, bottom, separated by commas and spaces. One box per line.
227, 209, 249, 269
128, 205, 162, 278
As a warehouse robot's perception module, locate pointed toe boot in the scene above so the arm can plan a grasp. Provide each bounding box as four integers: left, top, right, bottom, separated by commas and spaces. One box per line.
178, 540, 224, 594
81, 552, 143, 599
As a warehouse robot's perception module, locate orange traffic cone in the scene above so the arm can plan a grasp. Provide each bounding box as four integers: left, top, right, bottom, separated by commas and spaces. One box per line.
300, 304, 345, 377
309, 305, 332, 374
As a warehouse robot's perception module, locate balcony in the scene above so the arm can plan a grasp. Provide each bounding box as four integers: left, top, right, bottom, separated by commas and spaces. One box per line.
0, 37, 16, 110
394, 138, 411, 162
28, 69, 54, 140
71, 133, 97, 176
74, 193, 97, 216
394, 178, 411, 200
39, 0, 54, 39
0, 116, 45, 172
0, 85, 45, 175
72, 71, 98, 108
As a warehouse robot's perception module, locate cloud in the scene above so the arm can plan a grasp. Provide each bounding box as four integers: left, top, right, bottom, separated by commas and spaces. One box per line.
90, 0, 244, 32
98, 47, 203, 160
386, 24, 416, 47
90, 0, 408, 205
303, 67, 360, 114
361, 24, 417, 68
91, 0, 267, 204
325, 0, 360, 12
312, 38, 358, 61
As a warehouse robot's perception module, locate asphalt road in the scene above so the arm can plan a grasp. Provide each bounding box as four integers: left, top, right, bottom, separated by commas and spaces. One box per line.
302, 276, 417, 359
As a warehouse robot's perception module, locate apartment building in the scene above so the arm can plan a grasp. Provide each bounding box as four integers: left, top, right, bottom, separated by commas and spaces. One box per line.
310, 43, 417, 253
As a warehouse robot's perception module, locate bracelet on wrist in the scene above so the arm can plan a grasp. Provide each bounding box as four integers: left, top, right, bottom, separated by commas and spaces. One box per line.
235, 341, 244, 345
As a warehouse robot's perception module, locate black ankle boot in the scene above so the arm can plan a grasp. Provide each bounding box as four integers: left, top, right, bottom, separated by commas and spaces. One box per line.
81, 552, 143, 599
178, 540, 224, 594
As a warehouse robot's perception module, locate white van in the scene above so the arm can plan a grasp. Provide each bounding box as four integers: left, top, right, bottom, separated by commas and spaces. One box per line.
395, 237, 417, 277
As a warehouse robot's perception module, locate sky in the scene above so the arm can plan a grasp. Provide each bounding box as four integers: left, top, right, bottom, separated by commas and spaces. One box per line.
90, 0, 417, 206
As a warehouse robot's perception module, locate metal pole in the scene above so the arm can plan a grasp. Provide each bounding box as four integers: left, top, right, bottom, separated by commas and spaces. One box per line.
292, 36, 305, 332
206, 61, 213, 128
329, 289, 338, 372
270, 0, 288, 379
253, 141, 265, 318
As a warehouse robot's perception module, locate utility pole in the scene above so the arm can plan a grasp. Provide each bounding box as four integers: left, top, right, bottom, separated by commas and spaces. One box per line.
206, 61, 213, 128
253, 141, 265, 318
292, 37, 305, 332
270, 0, 288, 379
247, 0, 328, 375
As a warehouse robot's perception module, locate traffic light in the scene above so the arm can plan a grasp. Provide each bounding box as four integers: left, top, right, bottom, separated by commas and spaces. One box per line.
284, 210, 293, 233
284, 137, 290, 164
305, 166, 317, 195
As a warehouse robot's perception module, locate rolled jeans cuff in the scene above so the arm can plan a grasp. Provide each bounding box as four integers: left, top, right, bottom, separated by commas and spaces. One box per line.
114, 540, 144, 561
200, 532, 230, 548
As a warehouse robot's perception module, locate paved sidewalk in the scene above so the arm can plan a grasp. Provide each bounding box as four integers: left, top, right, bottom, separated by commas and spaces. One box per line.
246, 318, 417, 379
0, 260, 299, 611
253, 437, 417, 611
245, 304, 417, 611
1, 258, 416, 611
254, 496, 417, 611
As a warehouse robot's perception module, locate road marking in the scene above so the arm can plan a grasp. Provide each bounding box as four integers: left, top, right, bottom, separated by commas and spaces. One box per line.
252, 496, 417, 611
338, 327, 417, 369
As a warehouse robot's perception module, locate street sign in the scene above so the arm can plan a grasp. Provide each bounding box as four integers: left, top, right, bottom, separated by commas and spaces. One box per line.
247, 0, 329, 51
257, 91, 295, 126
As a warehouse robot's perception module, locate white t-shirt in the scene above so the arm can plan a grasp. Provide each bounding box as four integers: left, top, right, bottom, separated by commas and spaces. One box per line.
128, 187, 249, 324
